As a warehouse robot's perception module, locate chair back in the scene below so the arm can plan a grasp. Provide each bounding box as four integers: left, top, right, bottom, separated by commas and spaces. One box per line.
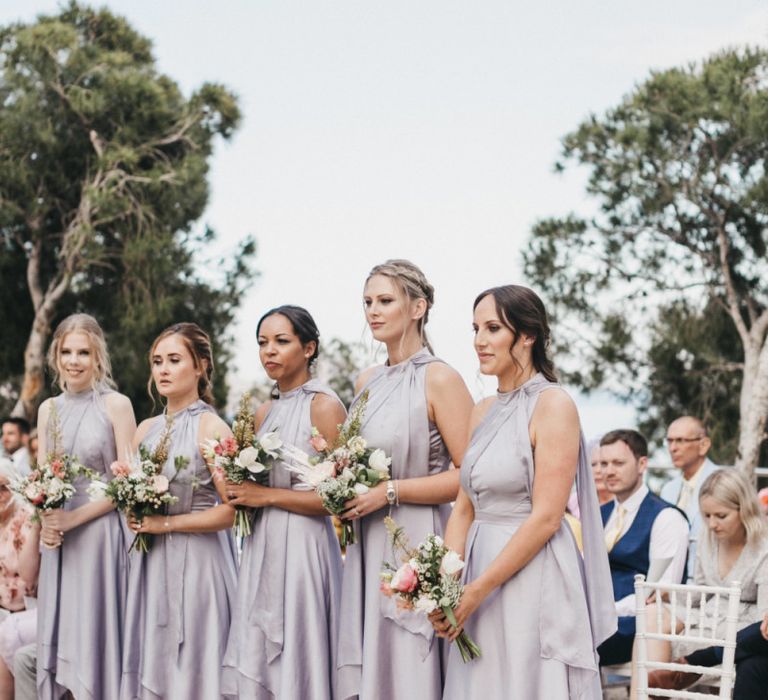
634, 574, 741, 699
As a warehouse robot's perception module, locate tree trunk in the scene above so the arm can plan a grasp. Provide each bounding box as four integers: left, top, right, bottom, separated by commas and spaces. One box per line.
735, 339, 768, 476
11, 310, 53, 421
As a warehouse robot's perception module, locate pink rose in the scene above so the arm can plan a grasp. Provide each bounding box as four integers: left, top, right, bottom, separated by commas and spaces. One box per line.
310, 434, 328, 453
110, 461, 131, 477
51, 459, 65, 478
151, 474, 170, 493
221, 437, 238, 456
390, 563, 418, 593
213, 443, 223, 456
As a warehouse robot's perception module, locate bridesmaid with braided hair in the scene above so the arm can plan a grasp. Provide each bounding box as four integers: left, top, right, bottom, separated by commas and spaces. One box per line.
121, 323, 237, 700
336, 260, 474, 700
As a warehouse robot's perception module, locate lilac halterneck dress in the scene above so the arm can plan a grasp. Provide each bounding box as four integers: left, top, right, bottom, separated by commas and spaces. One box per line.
37, 386, 129, 700
443, 375, 617, 700
337, 349, 451, 700
222, 378, 345, 699
120, 400, 237, 700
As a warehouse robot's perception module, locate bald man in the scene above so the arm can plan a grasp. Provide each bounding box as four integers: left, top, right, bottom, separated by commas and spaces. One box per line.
660, 416, 720, 579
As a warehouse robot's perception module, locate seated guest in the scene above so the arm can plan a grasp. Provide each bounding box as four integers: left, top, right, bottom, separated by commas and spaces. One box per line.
596, 429, 689, 666
0, 421, 30, 478
661, 416, 720, 579
0, 460, 39, 700
646, 470, 768, 698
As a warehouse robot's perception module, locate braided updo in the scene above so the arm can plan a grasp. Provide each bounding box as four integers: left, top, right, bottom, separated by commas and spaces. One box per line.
366, 259, 435, 352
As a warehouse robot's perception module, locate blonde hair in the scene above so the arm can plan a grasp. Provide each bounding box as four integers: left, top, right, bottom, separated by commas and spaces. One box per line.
699, 469, 766, 546
365, 259, 435, 352
47, 314, 115, 391
148, 322, 215, 407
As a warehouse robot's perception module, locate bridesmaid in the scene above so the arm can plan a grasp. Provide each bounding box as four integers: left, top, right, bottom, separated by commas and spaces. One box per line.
337, 259, 474, 699
36, 313, 137, 699
121, 323, 237, 700
221, 305, 347, 699
430, 286, 616, 699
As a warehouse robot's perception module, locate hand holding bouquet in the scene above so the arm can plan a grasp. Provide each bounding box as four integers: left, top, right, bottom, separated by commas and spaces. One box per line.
89, 415, 186, 553
11, 403, 93, 522
281, 390, 391, 546
380, 517, 481, 662
201, 392, 282, 537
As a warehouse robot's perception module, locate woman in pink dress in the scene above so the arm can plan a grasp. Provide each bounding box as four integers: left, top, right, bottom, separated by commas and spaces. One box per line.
0, 459, 40, 700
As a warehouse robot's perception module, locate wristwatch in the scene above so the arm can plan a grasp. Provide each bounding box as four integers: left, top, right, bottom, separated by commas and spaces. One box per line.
386, 480, 397, 506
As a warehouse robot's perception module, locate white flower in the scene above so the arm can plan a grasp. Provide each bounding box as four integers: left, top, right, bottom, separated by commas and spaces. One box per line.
46, 477, 65, 498
354, 483, 369, 495
87, 480, 108, 501
151, 474, 170, 493
306, 461, 335, 487
368, 449, 391, 475
347, 435, 367, 455
441, 550, 465, 576
341, 467, 356, 482
236, 446, 266, 474
259, 431, 282, 456
415, 596, 438, 614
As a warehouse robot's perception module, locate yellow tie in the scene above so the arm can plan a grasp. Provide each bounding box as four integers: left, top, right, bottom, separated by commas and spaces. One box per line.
677, 480, 694, 511
605, 505, 626, 552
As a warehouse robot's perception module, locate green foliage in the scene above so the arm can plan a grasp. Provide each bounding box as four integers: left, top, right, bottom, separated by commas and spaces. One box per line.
0, 3, 256, 419
524, 47, 768, 461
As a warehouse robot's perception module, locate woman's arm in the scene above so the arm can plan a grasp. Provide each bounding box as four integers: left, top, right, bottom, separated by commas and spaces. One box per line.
228, 393, 348, 516
440, 389, 579, 639
341, 364, 474, 518
41, 393, 138, 534
17, 518, 41, 587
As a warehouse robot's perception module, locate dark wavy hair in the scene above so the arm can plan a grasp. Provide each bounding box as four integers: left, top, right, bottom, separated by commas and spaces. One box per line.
473, 285, 557, 382
256, 305, 320, 367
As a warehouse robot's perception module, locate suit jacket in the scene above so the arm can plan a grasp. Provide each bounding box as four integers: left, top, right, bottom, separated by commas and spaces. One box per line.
660, 458, 721, 579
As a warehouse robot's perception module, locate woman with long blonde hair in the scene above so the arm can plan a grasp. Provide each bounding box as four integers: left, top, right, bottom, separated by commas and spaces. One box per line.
645, 469, 768, 695
36, 314, 137, 699
336, 260, 474, 699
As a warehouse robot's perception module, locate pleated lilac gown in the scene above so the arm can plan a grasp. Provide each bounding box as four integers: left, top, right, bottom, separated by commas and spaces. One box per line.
337, 349, 451, 700
120, 400, 237, 700
443, 374, 617, 700
222, 378, 345, 699
37, 386, 129, 700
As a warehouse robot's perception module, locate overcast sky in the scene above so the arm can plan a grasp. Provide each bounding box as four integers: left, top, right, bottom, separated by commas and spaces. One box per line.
3, 1, 767, 445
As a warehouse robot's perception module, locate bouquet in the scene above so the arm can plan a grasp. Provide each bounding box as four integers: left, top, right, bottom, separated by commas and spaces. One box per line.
10, 403, 92, 521
88, 415, 187, 553
201, 393, 282, 537
281, 390, 391, 547
380, 517, 481, 662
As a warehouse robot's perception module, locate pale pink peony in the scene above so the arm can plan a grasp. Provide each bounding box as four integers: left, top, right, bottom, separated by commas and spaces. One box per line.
151, 474, 170, 493
390, 563, 419, 593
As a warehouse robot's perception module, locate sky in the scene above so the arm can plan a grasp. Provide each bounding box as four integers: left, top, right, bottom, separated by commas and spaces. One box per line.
3, 1, 767, 446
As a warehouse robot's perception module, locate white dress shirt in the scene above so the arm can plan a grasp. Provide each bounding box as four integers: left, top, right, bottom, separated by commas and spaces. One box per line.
11, 447, 31, 477
604, 484, 690, 617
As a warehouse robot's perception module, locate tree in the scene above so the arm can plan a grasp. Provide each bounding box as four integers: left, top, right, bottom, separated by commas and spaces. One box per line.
523, 48, 768, 474
0, 2, 253, 421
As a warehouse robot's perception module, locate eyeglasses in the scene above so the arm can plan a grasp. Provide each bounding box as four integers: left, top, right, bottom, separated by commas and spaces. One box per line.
665, 437, 705, 446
